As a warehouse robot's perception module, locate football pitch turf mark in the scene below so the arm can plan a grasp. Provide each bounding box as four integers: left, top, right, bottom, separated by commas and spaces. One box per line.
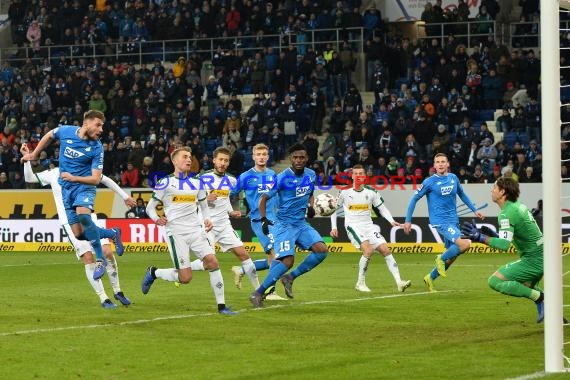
0, 290, 459, 337
506, 371, 546, 380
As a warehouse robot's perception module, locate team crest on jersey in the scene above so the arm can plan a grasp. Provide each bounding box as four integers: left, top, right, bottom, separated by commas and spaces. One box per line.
64, 147, 85, 159
440, 185, 453, 195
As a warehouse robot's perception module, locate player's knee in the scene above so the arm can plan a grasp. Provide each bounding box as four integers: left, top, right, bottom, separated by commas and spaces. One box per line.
234, 248, 250, 261
78, 213, 91, 227
202, 254, 219, 270
178, 271, 192, 284
456, 238, 471, 252
313, 242, 328, 254
488, 275, 502, 291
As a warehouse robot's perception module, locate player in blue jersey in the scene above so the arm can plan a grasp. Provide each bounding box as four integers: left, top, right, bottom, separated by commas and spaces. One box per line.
249, 143, 328, 307
403, 153, 484, 291
229, 144, 285, 300
22, 110, 124, 280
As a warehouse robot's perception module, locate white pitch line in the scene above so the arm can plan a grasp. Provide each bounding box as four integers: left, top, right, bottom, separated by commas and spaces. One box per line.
0, 262, 73, 268
0, 290, 459, 337
505, 371, 546, 380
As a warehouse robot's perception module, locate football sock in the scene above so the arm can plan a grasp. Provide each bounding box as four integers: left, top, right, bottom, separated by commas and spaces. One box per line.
430, 267, 439, 280
85, 263, 108, 302
98, 227, 118, 239
257, 260, 288, 295
290, 252, 328, 279
241, 258, 260, 288
440, 244, 461, 261
488, 275, 534, 299
209, 268, 225, 305
190, 259, 204, 271
78, 214, 104, 261
358, 255, 370, 283
384, 254, 402, 283
105, 255, 121, 293
253, 259, 270, 271
155, 268, 179, 282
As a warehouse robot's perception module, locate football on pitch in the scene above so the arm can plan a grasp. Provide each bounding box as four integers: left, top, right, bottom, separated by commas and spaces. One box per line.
314, 193, 337, 216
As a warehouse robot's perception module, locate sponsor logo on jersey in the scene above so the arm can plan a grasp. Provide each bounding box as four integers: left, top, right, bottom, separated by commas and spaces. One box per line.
172, 195, 197, 203
440, 185, 453, 195
500, 219, 510, 229
295, 186, 311, 197
211, 189, 230, 198
63, 147, 85, 159
348, 204, 369, 211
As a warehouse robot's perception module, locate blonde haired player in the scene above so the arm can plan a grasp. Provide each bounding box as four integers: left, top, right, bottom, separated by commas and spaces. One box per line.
143, 146, 236, 315
21, 144, 136, 308
330, 165, 411, 292
188, 147, 260, 290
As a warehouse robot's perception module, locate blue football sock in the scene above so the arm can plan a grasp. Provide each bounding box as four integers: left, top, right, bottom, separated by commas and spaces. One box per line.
430, 267, 439, 280
257, 260, 289, 295
440, 245, 461, 261
290, 252, 328, 279
97, 227, 116, 239
78, 214, 104, 261
253, 259, 269, 271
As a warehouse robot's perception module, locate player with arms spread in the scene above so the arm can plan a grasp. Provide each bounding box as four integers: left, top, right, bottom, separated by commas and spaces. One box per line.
142, 146, 236, 315
461, 177, 545, 323
330, 164, 411, 293
21, 110, 124, 280
249, 143, 328, 307
21, 144, 136, 308
403, 153, 484, 291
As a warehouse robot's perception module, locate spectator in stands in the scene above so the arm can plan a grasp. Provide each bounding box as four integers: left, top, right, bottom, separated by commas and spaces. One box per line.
127, 198, 149, 218
121, 162, 140, 187
222, 112, 242, 149
496, 108, 513, 132
0, 171, 11, 189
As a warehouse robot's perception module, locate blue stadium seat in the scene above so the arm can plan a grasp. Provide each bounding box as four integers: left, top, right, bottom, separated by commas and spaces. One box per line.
503, 132, 518, 147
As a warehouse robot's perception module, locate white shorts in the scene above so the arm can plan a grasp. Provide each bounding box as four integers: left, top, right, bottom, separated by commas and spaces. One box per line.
207, 220, 243, 252
165, 229, 214, 269
346, 224, 386, 250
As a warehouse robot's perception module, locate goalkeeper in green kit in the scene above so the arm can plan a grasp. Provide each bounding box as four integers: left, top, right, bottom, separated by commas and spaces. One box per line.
461, 177, 545, 323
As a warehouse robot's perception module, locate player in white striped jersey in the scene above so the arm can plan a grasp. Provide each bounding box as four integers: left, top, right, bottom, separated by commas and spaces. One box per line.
21, 143, 136, 309
188, 147, 260, 290
143, 146, 236, 315
330, 165, 411, 293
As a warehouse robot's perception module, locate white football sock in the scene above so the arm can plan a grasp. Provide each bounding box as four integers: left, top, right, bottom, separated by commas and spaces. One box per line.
190, 259, 204, 271
209, 268, 225, 305
358, 255, 370, 283
85, 263, 109, 302
384, 254, 402, 283
105, 255, 121, 293
155, 268, 179, 282
241, 258, 260, 289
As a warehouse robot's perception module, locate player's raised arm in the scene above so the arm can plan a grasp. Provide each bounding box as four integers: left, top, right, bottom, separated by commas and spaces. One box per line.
21, 131, 54, 162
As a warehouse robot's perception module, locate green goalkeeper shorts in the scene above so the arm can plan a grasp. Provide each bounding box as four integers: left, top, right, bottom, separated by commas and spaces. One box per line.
497, 258, 543, 285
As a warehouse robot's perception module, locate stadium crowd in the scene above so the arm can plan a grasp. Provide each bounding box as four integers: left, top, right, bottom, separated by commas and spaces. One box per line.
0, 0, 563, 191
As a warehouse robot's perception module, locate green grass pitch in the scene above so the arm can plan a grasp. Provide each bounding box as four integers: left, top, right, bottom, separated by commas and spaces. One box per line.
1, 251, 569, 379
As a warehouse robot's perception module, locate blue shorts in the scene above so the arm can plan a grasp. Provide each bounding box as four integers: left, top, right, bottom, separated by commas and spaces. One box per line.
272, 221, 323, 259
435, 223, 462, 249
251, 220, 274, 254
62, 184, 96, 225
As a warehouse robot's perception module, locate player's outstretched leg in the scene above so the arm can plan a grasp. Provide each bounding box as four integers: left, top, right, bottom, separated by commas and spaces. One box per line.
355, 255, 371, 292
84, 262, 116, 308
285, 252, 328, 298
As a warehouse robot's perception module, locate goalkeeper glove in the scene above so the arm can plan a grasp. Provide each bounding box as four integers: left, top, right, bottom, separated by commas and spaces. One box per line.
480, 225, 499, 238
261, 217, 274, 235
307, 206, 316, 218
461, 219, 488, 243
